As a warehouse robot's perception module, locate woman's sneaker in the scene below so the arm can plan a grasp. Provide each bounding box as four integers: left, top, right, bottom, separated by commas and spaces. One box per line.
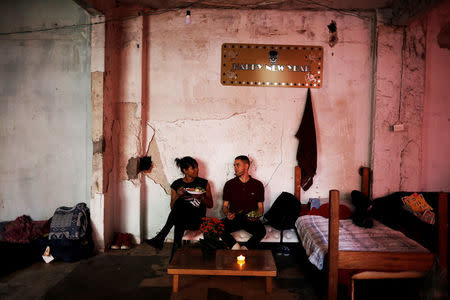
145, 236, 164, 250
111, 233, 122, 250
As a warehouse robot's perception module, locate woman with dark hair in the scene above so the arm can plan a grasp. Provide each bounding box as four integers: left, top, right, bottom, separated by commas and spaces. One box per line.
146, 156, 213, 259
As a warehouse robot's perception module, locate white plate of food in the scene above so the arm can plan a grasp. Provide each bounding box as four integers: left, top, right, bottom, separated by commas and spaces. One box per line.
185, 187, 206, 195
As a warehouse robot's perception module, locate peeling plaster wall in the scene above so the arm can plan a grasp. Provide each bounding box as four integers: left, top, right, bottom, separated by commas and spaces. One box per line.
90, 14, 106, 251
144, 9, 373, 238
372, 25, 404, 196
0, 0, 91, 220
422, 1, 450, 191
104, 13, 145, 243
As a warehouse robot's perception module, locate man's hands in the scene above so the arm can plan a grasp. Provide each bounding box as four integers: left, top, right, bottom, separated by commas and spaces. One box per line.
223, 200, 235, 220
247, 203, 264, 222
223, 201, 264, 221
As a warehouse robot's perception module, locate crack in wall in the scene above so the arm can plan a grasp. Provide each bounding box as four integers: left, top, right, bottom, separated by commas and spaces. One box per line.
144, 123, 171, 194
399, 139, 415, 190
144, 110, 271, 194
264, 120, 284, 188
397, 27, 407, 124
103, 118, 116, 195
153, 111, 250, 125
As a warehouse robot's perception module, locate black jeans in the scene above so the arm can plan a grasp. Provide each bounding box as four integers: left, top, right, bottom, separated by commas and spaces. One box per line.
221, 214, 266, 249
159, 199, 204, 246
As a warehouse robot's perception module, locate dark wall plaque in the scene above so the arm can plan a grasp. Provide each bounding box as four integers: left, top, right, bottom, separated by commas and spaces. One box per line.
221, 43, 323, 88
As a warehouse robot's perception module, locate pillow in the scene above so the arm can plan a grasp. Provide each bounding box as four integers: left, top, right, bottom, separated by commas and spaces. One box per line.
307, 203, 352, 219
299, 204, 309, 216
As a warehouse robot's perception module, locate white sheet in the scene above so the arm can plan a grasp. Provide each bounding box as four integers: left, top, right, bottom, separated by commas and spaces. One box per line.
295, 215, 429, 270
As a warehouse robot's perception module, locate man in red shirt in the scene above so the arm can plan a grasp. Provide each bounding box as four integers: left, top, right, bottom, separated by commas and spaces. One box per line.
221, 155, 266, 250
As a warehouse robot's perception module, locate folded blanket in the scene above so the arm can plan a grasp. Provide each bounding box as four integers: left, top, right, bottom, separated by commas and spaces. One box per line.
49, 203, 89, 240
2, 215, 50, 243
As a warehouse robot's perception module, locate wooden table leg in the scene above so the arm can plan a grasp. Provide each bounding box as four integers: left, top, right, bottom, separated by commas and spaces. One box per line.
266, 277, 272, 294
351, 278, 355, 300
173, 275, 179, 293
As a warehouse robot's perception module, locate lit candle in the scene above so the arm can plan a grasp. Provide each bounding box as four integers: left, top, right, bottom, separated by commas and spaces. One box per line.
237, 255, 245, 266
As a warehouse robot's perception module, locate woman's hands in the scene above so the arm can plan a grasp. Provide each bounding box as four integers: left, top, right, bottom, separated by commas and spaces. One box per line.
176, 187, 185, 196
171, 184, 213, 209
170, 187, 186, 209
201, 183, 213, 208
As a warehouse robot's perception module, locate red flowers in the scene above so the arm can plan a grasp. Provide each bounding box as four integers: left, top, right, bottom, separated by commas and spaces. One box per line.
199, 217, 225, 237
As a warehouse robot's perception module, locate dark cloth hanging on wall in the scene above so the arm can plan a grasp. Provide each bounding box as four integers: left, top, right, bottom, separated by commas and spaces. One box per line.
295, 88, 317, 191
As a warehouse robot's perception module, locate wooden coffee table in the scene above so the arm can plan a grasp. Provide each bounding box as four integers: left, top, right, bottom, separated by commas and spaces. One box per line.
167, 248, 277, 293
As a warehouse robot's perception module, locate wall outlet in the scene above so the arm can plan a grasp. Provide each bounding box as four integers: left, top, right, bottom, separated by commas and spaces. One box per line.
390, 123, 406, 132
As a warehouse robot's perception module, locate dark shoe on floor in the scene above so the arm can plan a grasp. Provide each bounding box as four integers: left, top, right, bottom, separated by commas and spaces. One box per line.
275, 245, 291, 256
111, 233, 123, 250
145, 236, 164, 250
121, 233, 132, 250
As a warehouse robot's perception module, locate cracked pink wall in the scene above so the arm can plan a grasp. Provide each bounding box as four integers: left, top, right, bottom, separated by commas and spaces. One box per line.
101, 6, 450, 243
145, 9, 373, 239
99, 7, 449, 244
106, 13, 145, 243
372, 4, 450, 197
372, 20, 426, 197
422, 1, 450, 191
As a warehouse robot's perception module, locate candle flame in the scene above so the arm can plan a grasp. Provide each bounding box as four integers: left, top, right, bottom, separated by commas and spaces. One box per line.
237, 255, 245, 266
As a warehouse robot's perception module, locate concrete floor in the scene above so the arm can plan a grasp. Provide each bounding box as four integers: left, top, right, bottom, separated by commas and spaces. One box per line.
0, 243, 326, 300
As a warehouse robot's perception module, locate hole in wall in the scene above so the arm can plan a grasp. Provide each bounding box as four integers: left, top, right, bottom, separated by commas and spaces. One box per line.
126, 157, 139, 180
327, 20, 338, 48
126, 156, 153, 180
327, 20, 337, 33
93, 137, 105, 154
437, 21, 450, 50
139, 156, 153, 173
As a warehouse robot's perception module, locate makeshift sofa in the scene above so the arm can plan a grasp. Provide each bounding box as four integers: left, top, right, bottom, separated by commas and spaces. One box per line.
182, 191, 303, 245
182, 224, 299, 243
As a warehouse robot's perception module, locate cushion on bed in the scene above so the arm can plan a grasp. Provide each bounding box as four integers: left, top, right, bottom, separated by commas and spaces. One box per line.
299, 204, 309, 216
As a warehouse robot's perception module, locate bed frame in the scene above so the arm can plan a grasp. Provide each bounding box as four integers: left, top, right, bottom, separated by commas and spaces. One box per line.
294, 166, 448, 300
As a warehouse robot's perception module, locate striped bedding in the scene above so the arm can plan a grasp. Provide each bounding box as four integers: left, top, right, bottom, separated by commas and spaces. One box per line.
295, 215, 429, 270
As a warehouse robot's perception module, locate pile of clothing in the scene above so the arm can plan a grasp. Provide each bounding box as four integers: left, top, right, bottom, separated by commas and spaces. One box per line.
0, 202, 94, 276
0, 216, 51, 276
